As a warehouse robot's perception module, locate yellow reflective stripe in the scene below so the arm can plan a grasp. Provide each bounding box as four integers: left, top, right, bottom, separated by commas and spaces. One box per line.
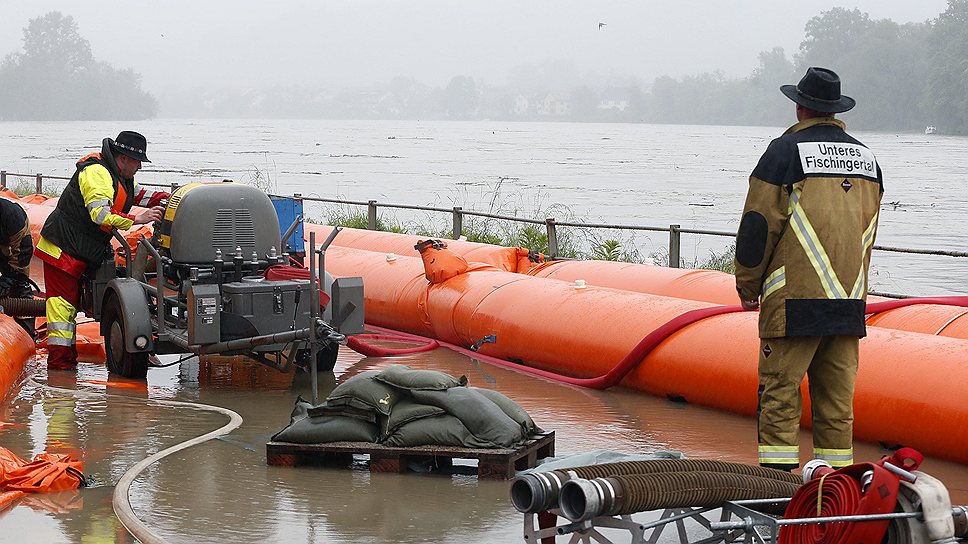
813, 448, 853, 467
759, 445, 799, 465
762, 266, 786, 301
86, 198, 111, 212
851, 210, 879, 298
37, 237, 63, 259
789, 186, 848, 299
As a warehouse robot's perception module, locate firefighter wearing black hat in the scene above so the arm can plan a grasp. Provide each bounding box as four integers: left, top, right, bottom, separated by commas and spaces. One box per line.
37, 131, 170, 371
735, 67, 883, 471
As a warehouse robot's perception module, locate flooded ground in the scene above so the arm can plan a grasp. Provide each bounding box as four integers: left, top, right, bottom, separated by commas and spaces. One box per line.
2, 343, 966, 543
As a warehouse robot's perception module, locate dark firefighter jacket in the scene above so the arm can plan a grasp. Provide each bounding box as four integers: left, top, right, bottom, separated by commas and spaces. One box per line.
0, 198, 33, 281
735, 117, 883, 338
39, 139, 139, 271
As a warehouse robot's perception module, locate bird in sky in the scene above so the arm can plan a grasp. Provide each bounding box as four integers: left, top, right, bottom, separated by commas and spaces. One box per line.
599, 22, 606, 30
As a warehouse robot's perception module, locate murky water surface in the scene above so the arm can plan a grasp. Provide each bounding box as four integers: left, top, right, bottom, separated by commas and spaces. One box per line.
2, 346, 967, 543
1, 121, 966, 542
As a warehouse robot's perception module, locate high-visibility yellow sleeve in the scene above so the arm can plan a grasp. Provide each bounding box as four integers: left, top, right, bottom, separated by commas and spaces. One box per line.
78, 164, 135, 230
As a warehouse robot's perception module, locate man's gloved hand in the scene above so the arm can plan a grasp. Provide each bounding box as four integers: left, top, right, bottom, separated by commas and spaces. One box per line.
0, 275, 15, 298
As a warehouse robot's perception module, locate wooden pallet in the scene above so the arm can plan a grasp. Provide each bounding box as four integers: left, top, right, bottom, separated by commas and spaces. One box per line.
266, 431, 555, 480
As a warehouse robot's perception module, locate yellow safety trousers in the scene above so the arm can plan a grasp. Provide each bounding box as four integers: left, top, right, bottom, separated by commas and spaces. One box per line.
45, 295, 78, 347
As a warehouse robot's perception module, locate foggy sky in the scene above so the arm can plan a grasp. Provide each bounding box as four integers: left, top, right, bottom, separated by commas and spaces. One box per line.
0, 0, 951, 93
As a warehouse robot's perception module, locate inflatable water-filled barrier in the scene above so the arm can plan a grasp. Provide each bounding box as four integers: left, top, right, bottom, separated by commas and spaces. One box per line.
303, 224, 968, 466
307, 225, 968, 340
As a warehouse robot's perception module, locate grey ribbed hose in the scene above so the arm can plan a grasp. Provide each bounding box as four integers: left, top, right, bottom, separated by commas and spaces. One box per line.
32, 378, 243, 544
559, 459, 801, 483
559, 471, 800, 521
510, 458, 801, 513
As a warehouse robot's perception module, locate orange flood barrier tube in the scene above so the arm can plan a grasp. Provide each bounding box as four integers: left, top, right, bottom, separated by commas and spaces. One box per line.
304, 224, 968, 339
309, 225, 543, 273
0, 315, 36, 401
311, 236, 968, 465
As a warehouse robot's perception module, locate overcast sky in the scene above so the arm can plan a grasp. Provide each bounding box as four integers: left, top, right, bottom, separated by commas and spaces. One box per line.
0, 0, 951, 92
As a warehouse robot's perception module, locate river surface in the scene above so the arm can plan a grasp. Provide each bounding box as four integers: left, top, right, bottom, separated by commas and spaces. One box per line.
1, 120, 967, 543
1, 119, 966, 295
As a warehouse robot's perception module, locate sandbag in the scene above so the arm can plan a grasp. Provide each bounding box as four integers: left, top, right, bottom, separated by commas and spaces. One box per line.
272, 397, 379, 443
381, 414, 499, 449
472, 387, 541, 435
272, 415, 380, 444
326, 370, 401, 415
381, 398, 446, 439
412, 388, 527, 448
375, 364, 467, 391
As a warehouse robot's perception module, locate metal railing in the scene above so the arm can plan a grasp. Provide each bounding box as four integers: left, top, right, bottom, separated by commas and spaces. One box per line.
4, 169, 966, 277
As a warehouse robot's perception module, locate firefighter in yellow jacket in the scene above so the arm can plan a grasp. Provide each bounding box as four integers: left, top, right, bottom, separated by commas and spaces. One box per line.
37, 131, 168, 371
735, 67, 883, 471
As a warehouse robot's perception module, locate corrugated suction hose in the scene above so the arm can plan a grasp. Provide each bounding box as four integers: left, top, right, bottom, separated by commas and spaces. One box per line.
510, 458, 800, 514
559, 470, 800, 522
0, 296, 46, 317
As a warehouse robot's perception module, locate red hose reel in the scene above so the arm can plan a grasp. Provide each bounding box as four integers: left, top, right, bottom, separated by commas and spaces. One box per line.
779, 448, 923, 543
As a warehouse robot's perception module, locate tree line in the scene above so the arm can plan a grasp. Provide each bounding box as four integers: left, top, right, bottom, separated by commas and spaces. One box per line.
2, 3, 967, 134
0, 12, 156, 121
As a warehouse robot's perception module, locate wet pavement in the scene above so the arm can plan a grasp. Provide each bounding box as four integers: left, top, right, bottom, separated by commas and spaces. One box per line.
2, 341, 967, 543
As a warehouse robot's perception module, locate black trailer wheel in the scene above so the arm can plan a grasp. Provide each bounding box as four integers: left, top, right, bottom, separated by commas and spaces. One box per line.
103, 295, 150, 380
297, 343, 340, 373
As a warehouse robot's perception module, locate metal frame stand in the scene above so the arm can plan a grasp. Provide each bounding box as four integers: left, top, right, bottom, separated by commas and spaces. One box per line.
518, 499, 794, 544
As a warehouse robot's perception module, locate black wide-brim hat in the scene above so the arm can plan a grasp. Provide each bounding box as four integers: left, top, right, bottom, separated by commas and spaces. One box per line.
108, 130, 151, 162
781, 67, 855, 114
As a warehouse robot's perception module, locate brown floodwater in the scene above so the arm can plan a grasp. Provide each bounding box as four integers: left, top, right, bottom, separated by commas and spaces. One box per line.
2, 341, 967, 544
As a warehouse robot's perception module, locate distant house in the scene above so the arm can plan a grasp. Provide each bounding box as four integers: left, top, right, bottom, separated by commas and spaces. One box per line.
598, 88, 631, 112
537, 94, 569, 116
512, 94, 531, 116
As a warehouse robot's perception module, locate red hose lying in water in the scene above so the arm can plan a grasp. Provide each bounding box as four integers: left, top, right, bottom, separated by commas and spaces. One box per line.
364, 296, 968, 389
346, 333, 440, 357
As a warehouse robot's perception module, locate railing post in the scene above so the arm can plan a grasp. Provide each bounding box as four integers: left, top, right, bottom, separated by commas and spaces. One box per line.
0, 171, 6, 189
669, 224, 681, 268
452, 206, 463, 239
545, 217, 558, 259
36, 173, 43, 195
367, 200, 378, 230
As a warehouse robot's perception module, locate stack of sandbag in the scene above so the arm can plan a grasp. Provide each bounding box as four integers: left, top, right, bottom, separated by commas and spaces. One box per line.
272, 365, 541, 448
